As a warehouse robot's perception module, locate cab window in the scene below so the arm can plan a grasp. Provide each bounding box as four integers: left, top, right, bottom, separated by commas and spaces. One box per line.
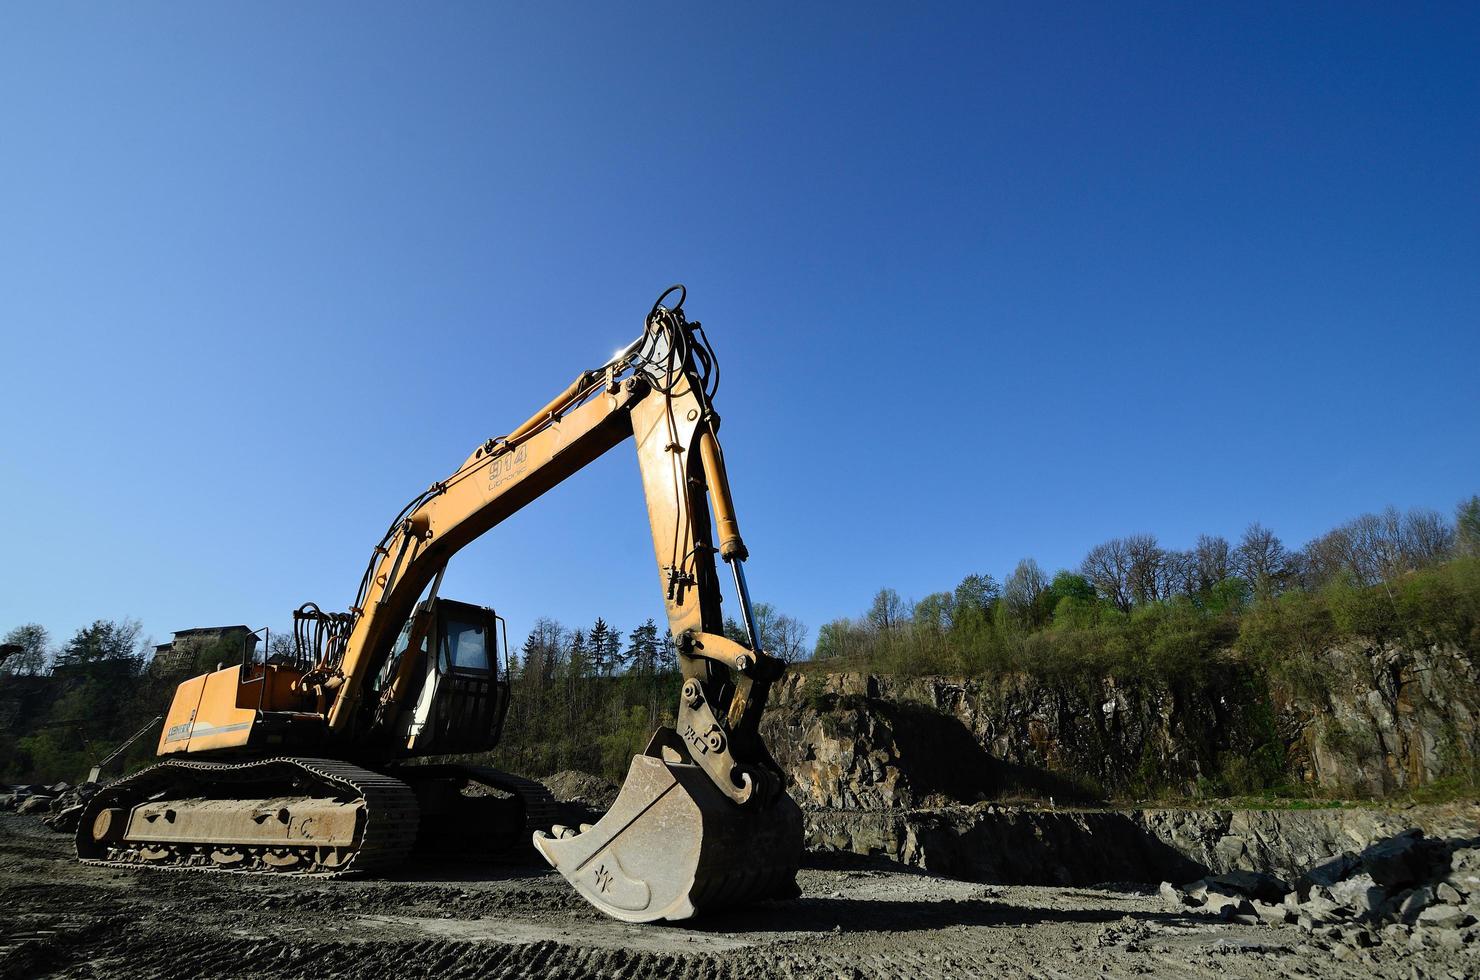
373, 618, 415, 692
441, 616, 489, 673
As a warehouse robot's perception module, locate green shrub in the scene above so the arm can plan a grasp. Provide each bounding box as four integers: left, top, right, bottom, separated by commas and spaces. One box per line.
1325, 578, 1397, 641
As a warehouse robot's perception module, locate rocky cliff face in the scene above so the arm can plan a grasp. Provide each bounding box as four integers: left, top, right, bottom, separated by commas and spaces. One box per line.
763, 641, 1478, 803
755, 649, 1479, 886
761, 675, 1093, 811
1277, 642, 1479, 796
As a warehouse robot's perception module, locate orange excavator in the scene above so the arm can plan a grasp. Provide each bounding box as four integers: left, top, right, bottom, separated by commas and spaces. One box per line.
76, 287, 803, 922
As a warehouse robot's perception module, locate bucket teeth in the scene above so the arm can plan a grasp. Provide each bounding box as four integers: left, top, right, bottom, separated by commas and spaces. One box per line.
534, 754, 802, 923
536, 824, 582, 841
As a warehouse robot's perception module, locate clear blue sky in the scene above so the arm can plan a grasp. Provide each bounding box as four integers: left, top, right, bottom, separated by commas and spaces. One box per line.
2, 4, 1476, 655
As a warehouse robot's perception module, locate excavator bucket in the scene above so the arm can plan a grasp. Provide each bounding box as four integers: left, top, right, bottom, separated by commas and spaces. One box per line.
533, 753, 803, 922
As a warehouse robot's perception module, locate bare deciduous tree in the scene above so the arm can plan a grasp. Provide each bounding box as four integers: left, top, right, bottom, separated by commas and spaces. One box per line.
751, 602, 778, 651
1004, 558, 1048, 624
767, 613, 810, 663
1193, 534, 1233, 591
1363, 509, 1407, 584
266, 631, 300, 664
1160, 548, 1199, 598
1235, 522, 1290, 598
1081, 539, 1133, 612
1401, 507, 1454, 568
866, 588, 907, 632
1298, 526, 1356, 588
1302, 506, 1453, 589
1125, 533, 1165, 605
752, 602, 808, 660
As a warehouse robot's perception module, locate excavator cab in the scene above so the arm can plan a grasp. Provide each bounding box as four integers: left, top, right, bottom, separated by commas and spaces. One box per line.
380, 597, 510, 756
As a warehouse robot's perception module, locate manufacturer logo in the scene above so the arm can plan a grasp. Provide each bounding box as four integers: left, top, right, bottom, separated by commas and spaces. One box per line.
488, 444, 529, 490
682, 724, 708, 755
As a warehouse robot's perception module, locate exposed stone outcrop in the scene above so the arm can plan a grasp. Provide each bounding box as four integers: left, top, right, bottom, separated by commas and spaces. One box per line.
1136, 805, 1480, 879
805, 805, 1203, 885
798, 801, 1480, 887
766, 642, 1479, 801
1278, 642, 1479, 795
759, 665, 1479, 887
761, 675, 1093, 811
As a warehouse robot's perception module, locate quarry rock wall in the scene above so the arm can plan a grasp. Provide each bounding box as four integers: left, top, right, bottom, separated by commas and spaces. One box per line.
763, 642, 1478, 804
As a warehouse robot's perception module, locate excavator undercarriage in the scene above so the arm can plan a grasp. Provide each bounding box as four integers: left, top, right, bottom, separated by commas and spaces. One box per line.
78, 758, 418, 875
76, 288, 804, 921
77, 758, 568, 873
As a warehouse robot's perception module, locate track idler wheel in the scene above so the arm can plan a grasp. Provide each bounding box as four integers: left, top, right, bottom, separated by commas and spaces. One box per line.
533, 754, 802, 923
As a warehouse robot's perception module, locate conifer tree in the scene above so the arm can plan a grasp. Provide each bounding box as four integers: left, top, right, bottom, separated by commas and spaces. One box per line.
625, 619, 661, 677
588, 618, 611, 676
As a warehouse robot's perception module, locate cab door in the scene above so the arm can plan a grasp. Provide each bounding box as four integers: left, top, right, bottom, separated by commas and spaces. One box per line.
433, 601, 507, 751
399, 599, 510, 754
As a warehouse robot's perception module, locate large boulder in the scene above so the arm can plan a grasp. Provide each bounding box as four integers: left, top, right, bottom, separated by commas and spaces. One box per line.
1362, 829, 1448, 889
1202, 870, 1288, 903
1297, 852, 1360, 896
1165, 872, 1285, 922
16, 795, 53, 815
43, 804, 84, 834
1416, 904, 1472, 930
1328, 873, 1386, 920
1445, 846, 1480, 897
1396, 886, 1436, 924
1201, 890, 1255, 921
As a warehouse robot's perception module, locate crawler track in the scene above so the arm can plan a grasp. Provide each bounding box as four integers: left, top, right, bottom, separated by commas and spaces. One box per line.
453, 766, 561, 836
75, 757, 417, 876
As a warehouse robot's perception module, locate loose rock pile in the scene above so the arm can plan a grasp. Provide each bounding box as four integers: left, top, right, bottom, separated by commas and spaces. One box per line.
1163, 829, 1480, 956
539, 770, 618, 811
0, 781, 99, 833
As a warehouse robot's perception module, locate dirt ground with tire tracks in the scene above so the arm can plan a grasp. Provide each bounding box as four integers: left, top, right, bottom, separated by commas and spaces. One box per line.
1, 814, 1473, 979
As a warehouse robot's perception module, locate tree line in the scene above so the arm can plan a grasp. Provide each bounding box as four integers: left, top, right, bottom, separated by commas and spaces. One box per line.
813, 495, 1480, 678
483, 602, 806, 780
0, 602, 810, 785
0, 618, 149, 679
5, 495, 1473, 790
0, 599, 811, 682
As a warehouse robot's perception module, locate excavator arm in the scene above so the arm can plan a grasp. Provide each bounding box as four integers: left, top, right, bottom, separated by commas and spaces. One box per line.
308, 289, 787, 809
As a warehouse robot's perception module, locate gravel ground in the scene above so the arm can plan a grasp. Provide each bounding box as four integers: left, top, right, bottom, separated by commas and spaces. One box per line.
1, 813, 1473, 979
